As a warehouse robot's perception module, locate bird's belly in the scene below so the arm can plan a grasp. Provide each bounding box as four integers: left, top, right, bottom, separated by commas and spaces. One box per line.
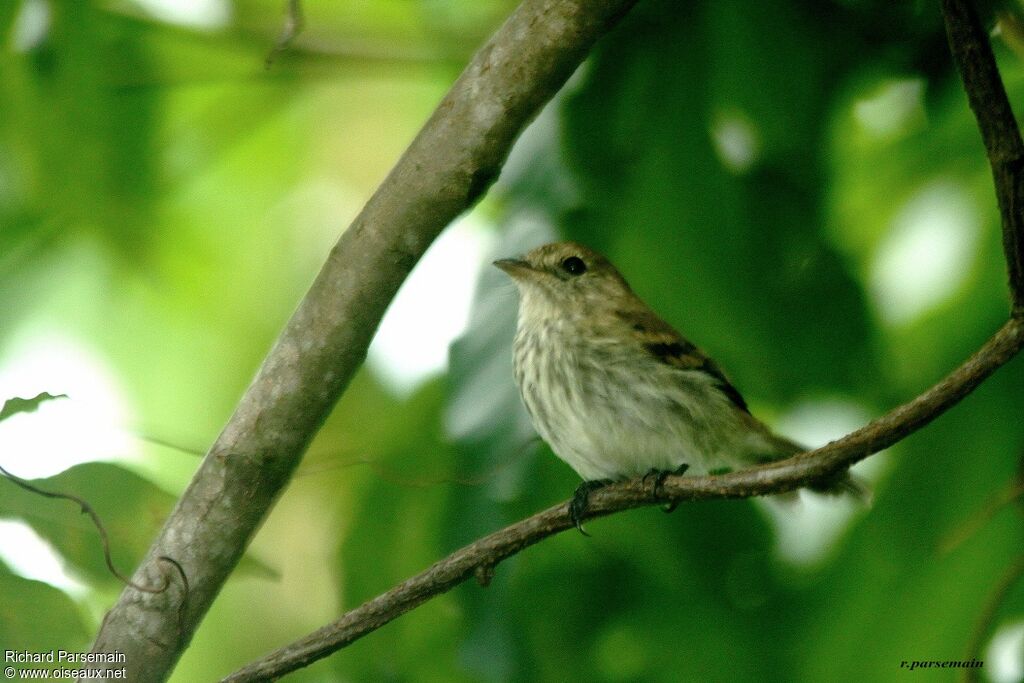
517, 345, 744, 481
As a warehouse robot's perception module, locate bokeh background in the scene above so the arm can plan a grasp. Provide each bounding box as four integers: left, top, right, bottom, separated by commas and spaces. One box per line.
2, 0, 1024, 681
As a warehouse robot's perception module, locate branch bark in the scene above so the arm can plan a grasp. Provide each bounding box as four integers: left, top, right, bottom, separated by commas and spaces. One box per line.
219, 0, 1024, 680
223, 318, 1024, 682
943, 0, 1024, 310
85, 1, 638, 680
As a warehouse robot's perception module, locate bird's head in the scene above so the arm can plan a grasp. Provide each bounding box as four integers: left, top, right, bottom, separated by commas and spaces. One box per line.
494, 241, 634, 320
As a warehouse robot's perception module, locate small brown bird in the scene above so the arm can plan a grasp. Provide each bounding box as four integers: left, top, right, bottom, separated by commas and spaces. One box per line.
495, 241, 857, 532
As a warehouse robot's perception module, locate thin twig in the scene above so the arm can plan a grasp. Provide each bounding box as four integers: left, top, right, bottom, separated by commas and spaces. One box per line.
221, 0, 1024, 678
0, 464, 173, 595
961, 555, 1024, 683
91, 0, 1024, 678
1, 393, 186, 603
88, 2, 642, 680
222, 319, 1024, 682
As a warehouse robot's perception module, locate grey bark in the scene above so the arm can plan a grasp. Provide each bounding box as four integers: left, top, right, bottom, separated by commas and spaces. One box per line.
85, 1, 638, 680
220, 0, 1024, 678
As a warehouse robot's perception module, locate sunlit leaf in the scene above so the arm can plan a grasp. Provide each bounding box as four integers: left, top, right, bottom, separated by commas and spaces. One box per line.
0, 566, 89, 653
0, 462, 174, 588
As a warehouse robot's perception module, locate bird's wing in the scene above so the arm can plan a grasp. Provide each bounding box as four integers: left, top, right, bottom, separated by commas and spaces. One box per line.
616, 307, 750, 413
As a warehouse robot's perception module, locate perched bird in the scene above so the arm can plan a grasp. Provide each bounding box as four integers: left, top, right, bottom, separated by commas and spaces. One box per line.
495, 241, 857, 532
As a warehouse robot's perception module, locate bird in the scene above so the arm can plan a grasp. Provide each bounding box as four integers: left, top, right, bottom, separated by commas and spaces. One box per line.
494, 241, 859, 533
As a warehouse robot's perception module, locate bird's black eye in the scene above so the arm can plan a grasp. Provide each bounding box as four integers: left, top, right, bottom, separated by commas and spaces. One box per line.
560, 256, 587, 276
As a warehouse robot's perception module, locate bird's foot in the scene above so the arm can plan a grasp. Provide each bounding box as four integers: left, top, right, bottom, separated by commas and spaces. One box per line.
569, 479, 613, 536
642, 463, 690, 513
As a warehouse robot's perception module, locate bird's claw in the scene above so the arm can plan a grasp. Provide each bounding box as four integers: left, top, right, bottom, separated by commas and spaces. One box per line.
641, 464, 690, 513
569, 479, 612, 535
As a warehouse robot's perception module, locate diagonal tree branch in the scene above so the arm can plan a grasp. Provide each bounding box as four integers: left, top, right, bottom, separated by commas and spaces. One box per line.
943, 0, 1024, 310
86, 1, 639, 680
221, 0, 1024, 680
224, 318, 1024, 683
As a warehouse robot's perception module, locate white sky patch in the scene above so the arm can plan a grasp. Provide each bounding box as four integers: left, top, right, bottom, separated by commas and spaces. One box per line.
710, 110, 761, 174
129, 0, 231, 30
9, 0, 50, 52
759, 398, 882, 567
987, 621, 1024, 683
0, 333, 133, 479
869, 181, 979, 326
367, 214, 497, 396
0, 519, 90, 599
853, 78, 926, 140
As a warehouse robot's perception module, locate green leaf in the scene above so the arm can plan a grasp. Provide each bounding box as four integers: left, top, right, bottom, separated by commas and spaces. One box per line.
0, 462, 174, 588
0, 392, 67, 423
0, 566, 89, 653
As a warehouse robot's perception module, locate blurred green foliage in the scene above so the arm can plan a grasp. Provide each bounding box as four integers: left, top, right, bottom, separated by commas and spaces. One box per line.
1, 0, 1024, 682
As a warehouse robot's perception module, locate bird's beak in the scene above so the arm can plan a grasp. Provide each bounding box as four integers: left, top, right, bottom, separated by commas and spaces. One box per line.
493, 258, 534, 278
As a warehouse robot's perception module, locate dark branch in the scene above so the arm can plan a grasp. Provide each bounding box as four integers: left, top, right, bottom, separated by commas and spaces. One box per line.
222, 318, 1024, 683
87, 1, 639, 681
221, 1, 1024, 679
943, 0, 1024, 310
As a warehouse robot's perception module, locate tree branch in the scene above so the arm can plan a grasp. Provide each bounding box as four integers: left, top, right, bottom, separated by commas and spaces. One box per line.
220, 1, 1024, 680
943, 0, 1024, 311
86, 1, 638, 680
222, 317, 1024, 682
